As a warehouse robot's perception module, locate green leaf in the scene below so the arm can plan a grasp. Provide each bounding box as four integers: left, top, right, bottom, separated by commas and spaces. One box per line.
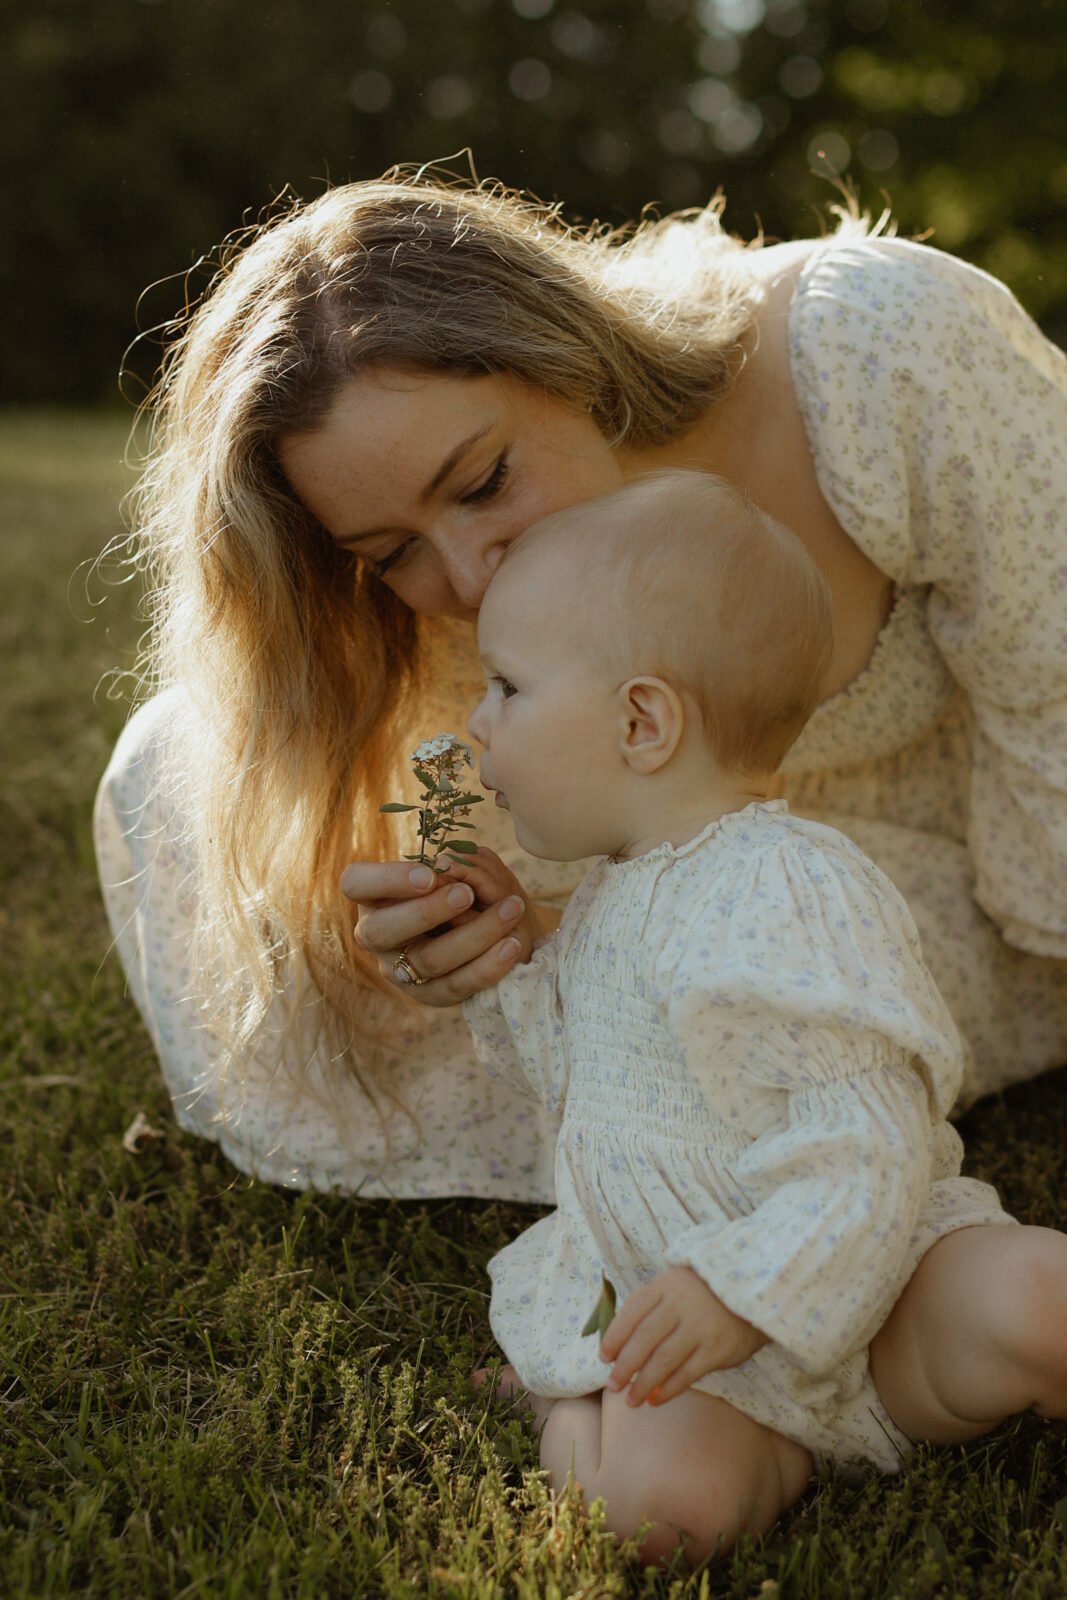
413, 766, 434, 787
450, 794, 485, 806
581, 1274, 617, 1340
444, 839, 479, 853
379, 802, 417, 813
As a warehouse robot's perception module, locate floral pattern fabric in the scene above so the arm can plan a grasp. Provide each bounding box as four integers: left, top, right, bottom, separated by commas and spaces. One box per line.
93, 237, 1067, 1194
464, 803, 1013, 1469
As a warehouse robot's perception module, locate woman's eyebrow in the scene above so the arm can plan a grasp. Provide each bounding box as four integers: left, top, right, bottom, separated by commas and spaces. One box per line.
419, 424, 493, 502
332, 423, 495, 549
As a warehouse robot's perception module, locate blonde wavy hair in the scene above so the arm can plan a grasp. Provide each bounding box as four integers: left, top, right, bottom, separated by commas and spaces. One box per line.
132, 168, 762, 1122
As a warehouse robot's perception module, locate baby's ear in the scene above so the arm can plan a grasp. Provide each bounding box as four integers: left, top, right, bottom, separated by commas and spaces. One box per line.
616, 677, 684, 774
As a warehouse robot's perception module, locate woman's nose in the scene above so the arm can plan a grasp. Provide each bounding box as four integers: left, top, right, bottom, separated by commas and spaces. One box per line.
440, 531, 511, 610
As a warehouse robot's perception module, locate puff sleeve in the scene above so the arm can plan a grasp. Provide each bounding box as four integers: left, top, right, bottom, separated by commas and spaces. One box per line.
790, 237, 1067, 957
658, 826, 981, 1375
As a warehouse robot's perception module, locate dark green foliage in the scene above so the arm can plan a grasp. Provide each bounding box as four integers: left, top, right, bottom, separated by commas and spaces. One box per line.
5, 0, 1067, 404
4, 413, 1067, 1594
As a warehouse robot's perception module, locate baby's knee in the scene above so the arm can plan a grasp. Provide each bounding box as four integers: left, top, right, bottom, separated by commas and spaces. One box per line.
596, 1465, 736, 1566
596, 1437, 806, 1567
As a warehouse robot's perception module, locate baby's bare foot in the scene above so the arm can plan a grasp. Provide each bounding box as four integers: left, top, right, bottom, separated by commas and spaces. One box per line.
472, 1364, 556, 1428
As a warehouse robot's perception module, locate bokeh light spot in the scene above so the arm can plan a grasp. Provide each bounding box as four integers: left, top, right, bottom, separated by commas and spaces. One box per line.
509, 58, 553, 100
807, 130, 851, 174
348, 70, 393, 113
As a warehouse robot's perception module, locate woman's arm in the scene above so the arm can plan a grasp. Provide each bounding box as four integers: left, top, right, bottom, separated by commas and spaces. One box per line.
786, 236, 1067, 957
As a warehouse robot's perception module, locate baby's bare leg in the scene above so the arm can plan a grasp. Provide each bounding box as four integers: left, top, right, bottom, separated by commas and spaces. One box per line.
870, 1224, 1067, 1444
540, 1388, 812, 1566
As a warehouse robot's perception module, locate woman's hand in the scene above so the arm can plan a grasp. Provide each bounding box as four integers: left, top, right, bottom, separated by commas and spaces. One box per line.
340, 848, 551, 1007
599, 1266, 768, 1407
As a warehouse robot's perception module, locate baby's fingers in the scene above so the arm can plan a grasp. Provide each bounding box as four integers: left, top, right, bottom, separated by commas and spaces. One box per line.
598, 1279, 660, 1364
616, 1330, 689, 1406
602, 1311, 679, 1395
632, 1345, 712, 1408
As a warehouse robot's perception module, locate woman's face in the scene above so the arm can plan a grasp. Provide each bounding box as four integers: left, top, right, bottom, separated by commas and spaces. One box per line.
276, 368, 627, 620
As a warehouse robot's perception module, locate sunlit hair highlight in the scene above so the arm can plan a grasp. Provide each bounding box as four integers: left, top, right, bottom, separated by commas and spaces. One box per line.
506, 470, 835, 776
127, 168, 766, 1126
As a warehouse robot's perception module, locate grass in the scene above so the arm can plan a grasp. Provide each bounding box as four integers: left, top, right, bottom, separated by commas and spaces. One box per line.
2, 408, 1067, 1598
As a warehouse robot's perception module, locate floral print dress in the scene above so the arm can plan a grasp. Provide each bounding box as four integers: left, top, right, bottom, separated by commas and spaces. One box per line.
93, 235, 1067, 1195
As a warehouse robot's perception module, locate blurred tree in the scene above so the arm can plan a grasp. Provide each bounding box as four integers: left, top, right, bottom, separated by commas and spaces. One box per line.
2, 0, 1065, 402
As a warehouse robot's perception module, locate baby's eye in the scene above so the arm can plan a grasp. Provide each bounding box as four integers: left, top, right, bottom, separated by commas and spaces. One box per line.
463, 454, 509, 506
368, 540, 411, 578
494, 675, 518, 699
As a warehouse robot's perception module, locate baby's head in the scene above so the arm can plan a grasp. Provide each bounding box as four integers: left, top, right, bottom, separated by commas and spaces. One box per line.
470, 470, 833, 861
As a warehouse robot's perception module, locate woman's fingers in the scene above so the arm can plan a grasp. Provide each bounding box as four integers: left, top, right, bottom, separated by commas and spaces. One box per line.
397, 930, 527, 1009
340, 848, 524, 956
339, 849, 540, 1004
351, 874, 483, 955
387, 898, 529, 1003
339, 858, 441, 904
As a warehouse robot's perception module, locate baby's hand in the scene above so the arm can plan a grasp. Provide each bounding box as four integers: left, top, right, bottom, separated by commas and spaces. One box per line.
599, 1265, 767, 1407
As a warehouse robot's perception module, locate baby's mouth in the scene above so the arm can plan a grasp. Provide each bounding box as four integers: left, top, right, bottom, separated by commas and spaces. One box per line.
480, 772, 509, 810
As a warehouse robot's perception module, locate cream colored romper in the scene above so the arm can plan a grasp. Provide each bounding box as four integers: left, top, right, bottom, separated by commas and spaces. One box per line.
465, 804, 1013, 1470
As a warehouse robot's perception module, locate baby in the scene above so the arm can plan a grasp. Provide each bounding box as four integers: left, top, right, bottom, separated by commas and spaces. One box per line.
454, 470, 1067, 1566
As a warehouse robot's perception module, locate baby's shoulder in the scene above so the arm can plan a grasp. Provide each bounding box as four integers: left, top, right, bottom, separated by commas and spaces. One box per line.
692, 803, 897, 899
656, 805, 920, 969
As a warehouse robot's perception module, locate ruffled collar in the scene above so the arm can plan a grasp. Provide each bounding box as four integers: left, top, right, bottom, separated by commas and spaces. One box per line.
604, 798, 789, 872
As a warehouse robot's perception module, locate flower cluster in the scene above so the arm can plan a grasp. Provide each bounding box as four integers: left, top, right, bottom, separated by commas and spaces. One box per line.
380, 732, 484, 871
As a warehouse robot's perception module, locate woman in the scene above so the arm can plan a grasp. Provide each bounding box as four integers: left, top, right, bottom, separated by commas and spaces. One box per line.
95, 172, 1067, 1197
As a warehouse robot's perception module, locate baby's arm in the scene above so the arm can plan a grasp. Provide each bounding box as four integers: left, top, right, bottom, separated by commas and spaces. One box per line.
599, 1265, 767, 1407
462, 912, 570, 1110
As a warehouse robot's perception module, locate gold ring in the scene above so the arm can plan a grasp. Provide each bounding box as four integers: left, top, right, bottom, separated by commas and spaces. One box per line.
392, 950, 425, 987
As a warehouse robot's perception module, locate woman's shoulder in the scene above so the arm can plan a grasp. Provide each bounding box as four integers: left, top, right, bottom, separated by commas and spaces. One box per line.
786, 230, 1063, 376
743, 227, 1055, 360
97, 686, 190, 817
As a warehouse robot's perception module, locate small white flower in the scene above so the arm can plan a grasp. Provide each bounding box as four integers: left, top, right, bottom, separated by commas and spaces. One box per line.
387, 731, 483, 869
413, 733, 475, 769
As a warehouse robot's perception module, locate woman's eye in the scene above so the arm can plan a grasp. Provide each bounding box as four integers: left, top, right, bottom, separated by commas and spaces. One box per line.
495, 675, 518, 699
368, 540, 411, 578
463, 454, 509, 506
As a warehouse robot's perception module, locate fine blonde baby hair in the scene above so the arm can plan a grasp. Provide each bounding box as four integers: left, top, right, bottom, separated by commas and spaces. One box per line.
509, 470, 834, 776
